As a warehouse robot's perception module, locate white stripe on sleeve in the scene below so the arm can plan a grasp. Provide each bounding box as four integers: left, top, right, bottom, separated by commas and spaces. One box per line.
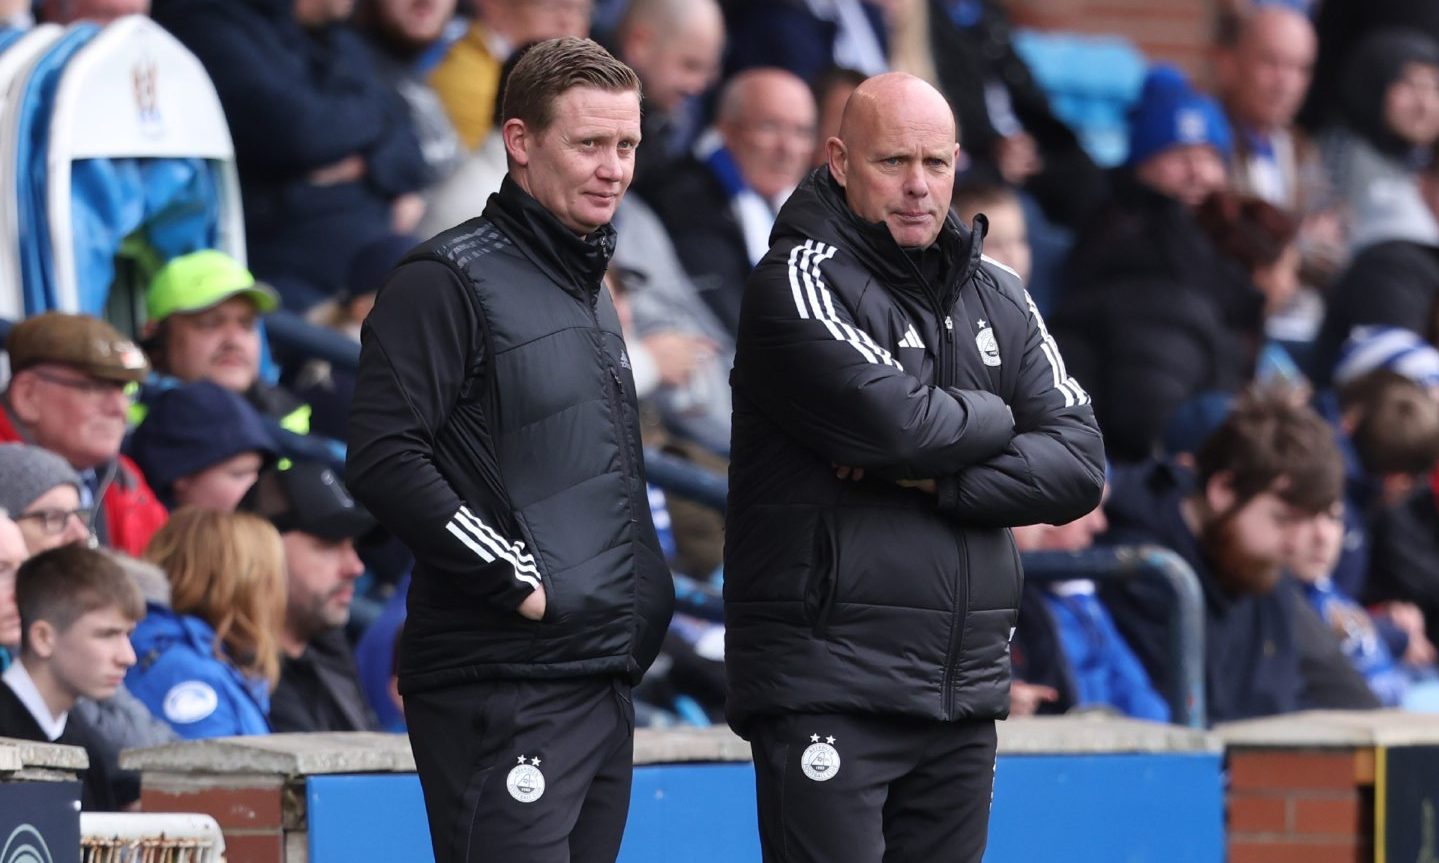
787, 238, 902, 370
446, 506, 541, 590
1024, 290, 1089, 407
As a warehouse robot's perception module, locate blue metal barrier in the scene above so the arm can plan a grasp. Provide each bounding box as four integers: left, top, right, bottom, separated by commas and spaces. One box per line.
1021, 546, 1207, 728
264, 308, 360, 372
642, 448, 727, 511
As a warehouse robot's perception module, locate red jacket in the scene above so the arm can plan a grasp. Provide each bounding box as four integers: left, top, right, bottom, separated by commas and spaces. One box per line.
0, 406, 168, 557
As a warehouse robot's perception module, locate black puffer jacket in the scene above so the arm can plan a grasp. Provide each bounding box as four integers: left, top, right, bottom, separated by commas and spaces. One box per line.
723, 169, 1105, 734
1049, 173, 1265, 462
347, 178, 675, 693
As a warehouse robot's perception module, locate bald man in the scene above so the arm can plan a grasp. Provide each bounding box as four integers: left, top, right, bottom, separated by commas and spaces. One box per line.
617, 0, 725, 186
639, 67, 816, 334
1215, 5, 1319, 210
723, 73, 1104, 861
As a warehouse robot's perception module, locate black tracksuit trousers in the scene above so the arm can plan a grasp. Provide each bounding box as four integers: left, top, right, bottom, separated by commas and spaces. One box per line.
405, 676, 635, 863
748, 713, 998, 863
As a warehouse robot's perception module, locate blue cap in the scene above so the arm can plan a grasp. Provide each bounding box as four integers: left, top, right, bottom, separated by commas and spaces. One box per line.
1126, 65, 1233, 167
127, 381, 277, 497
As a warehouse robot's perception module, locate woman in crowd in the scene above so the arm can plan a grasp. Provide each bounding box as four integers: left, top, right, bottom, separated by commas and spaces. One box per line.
127, 509, 285, 738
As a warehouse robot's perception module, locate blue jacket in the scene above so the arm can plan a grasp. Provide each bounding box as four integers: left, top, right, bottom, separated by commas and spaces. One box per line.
1044, 587, 1170, 722
127, 604, 271, 739
1300, 579, 1409, 707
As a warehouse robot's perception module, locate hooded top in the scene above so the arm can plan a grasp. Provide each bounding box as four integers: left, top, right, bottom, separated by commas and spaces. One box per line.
1338, 28, 1439, 160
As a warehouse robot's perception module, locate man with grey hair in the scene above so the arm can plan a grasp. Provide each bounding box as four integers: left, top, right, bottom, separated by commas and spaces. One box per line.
641, 66, 817, 335
0, 443, 92, 555
349, 37, 674, 863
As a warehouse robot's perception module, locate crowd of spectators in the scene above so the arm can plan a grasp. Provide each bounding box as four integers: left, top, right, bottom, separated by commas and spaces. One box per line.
4, 0, 1439, 812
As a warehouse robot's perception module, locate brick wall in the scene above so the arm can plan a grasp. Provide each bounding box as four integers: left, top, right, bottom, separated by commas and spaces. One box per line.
140, 774, 302, 863
1008, 0, 1226, 86
1226, 748, 1376, 863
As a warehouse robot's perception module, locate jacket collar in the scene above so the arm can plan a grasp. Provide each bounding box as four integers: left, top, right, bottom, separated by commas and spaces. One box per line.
774, 167, 982, 306
484, 174, 616, 300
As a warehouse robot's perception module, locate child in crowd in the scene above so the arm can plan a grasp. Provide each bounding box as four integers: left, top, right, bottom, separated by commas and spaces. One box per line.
1290, 501, 1439, 709
127, 509, 285, 738
126, 380, 277, 512
0, 545, 143, 809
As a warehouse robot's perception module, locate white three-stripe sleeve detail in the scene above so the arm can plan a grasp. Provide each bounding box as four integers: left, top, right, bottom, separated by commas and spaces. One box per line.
791, 240, 876, 363
446, 507, 541, 589
1023, 290, 1089, 407
456, 506, 538, 573
787, 244, 812, 321
811, 243, 902, 369
787, 238, 901, 370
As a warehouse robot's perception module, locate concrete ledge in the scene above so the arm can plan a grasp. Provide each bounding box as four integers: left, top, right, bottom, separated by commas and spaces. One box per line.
121, 717, 1220, 780
635, 726, 750, 764
638, 717, 1219, 763
1215, 709, 1439, 748
999, 715, 1218, 754
122, 732, 415, 776
0, 735, 88, 776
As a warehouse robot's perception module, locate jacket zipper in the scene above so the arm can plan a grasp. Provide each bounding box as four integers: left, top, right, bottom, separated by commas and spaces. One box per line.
586, 289, 642, 525
941, 531, 970, 719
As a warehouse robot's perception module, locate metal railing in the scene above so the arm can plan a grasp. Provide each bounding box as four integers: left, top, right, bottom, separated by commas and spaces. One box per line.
79, 812, 225, 863
1021, 545, 1207, 728
670, 543, 1208, 729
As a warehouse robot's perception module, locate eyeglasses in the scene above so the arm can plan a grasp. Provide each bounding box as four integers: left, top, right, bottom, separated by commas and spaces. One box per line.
28, 369, 130, 399
15, 508, 90, 536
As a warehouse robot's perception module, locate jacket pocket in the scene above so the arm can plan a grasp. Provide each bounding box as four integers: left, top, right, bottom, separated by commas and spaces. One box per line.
509, 514, 559, 625
804, 512, 838, 636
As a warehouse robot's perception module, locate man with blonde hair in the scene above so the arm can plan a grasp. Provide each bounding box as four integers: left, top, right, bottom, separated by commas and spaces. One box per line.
349, 38, 674, 863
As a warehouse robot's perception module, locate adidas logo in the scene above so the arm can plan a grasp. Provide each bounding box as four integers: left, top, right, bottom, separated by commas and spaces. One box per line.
897, 323, 925, 350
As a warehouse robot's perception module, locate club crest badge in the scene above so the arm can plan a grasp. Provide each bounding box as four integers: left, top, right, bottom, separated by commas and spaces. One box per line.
506, 756, 546, 803
800, 734, 841, 782
975, 321, 1001, 367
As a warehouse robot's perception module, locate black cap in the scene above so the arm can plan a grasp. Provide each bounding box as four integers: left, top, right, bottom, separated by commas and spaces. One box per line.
242, 461, 377, 541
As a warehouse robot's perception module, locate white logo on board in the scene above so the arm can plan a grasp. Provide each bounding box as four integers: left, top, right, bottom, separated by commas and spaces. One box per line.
3, 824, 55, 863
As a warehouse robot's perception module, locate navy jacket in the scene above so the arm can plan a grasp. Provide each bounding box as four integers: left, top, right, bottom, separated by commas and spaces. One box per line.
153, 0, 426, 296
1050, 173, 1265, 462
1099, 462, 1305, 723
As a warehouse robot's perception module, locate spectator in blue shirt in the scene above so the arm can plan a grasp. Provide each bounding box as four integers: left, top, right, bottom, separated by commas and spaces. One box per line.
1011, 493, 1170, 722
127, 509, 285, 738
